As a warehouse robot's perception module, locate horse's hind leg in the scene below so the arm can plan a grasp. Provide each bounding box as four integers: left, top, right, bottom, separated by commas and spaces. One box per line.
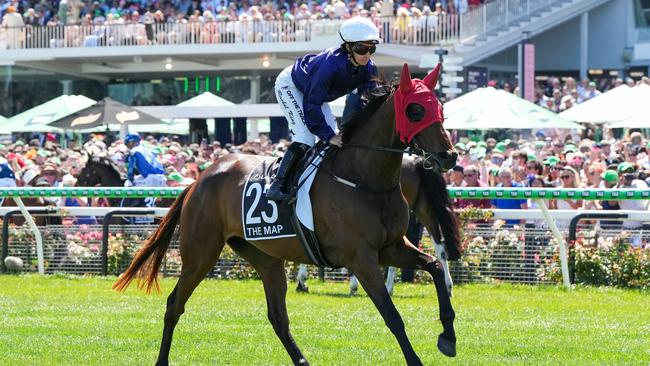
379, 240, 456, 357
229, 237, 308, 366
156, 236, 225, 366
348, 251, 423, 366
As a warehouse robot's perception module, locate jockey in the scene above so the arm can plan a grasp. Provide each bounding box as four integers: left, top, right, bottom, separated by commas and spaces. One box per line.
124, 132, 166, 192
265, 16, 381, 202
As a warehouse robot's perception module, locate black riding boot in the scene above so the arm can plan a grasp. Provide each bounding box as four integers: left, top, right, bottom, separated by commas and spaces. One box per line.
265, 142, 309, 202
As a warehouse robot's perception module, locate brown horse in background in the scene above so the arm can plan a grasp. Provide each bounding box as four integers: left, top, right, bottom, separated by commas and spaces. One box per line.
114, 64, 459, 366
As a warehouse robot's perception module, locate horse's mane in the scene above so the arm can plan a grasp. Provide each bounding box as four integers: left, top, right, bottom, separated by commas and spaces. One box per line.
414, 158, 462, 260
341, 81, 394, 143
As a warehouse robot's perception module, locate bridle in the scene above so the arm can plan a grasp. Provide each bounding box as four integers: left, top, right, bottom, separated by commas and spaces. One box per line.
342, 140, 442, 171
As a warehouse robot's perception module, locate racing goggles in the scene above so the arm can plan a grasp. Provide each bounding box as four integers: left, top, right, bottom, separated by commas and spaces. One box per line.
351, 43, 377, 55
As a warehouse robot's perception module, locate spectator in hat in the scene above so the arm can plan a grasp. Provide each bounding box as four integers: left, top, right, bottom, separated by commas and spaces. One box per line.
598, 169, 621, 229
40, 163, 61, 187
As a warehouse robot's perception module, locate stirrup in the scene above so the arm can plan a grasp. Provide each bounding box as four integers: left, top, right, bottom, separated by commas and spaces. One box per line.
265, 183, 289, 202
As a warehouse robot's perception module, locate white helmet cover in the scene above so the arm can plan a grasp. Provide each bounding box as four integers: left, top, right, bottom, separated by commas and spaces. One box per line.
339, 17, 382, 44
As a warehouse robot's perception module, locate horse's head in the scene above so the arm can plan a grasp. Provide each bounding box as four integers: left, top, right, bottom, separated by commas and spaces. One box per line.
395, 63, 457, 171
77, 153, 126, 187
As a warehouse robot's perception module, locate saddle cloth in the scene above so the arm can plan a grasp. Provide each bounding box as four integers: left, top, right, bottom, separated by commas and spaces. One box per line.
241, 150, 325, 241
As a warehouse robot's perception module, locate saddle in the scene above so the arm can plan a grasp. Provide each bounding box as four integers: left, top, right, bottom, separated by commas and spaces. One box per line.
241, 142, 337, 268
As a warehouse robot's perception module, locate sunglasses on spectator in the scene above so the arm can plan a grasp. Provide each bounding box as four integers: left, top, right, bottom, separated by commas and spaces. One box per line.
43, 171, 58, 176
351, 43, 376, 55
463, 173, 475, 177
560, 175, 573, 179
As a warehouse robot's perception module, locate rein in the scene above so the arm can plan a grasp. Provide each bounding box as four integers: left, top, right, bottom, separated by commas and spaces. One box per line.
342, 142, 440, 171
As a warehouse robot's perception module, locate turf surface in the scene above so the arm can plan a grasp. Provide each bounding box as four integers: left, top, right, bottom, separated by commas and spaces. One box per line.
0, 275, 648, 365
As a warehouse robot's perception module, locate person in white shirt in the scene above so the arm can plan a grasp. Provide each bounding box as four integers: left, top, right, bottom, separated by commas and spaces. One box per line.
1, 6, 24, 49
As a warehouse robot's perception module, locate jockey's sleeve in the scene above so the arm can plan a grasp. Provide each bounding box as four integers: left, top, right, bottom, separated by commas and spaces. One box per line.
302, 64, 337, 142
126, 154, 135, 181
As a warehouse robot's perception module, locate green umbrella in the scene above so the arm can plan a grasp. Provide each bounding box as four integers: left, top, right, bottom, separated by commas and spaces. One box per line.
0, 95, 96, 134
443, 87, 584, 130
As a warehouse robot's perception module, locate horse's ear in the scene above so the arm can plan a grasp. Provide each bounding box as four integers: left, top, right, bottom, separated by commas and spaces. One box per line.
399, 63, 413, 93
423, 63, 442, 91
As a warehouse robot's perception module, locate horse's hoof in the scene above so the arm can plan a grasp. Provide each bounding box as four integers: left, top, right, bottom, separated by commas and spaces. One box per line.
296, 283, 309, 293
437, 334, 456, 357
155, 360, 169, 366
349, 288, 357, 296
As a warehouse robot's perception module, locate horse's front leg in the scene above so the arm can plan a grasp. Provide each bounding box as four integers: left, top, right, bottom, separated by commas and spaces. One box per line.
348, 250, 423, 366
379, 239, 457, 357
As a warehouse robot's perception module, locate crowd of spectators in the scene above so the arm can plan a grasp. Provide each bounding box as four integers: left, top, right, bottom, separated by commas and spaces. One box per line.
1, 133, 286, 193
1, 0, 488, 48
1, 0, 487, 27
448, 128, 650, 238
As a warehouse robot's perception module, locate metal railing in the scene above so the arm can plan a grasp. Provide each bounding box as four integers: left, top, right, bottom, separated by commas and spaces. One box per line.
0, 1, 580, 52
2, 207, 647, 286
460, 0, 568, 41
0, 15, 461, 50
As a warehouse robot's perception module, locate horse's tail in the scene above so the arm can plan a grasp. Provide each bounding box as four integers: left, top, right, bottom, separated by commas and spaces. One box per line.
113, 183, 194, 293
415, 160, 462, 260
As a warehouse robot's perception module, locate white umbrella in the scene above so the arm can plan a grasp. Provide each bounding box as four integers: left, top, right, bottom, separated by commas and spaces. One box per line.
558, 85, 632, 123
444, 87, 583, 130
604, 84, 650, 128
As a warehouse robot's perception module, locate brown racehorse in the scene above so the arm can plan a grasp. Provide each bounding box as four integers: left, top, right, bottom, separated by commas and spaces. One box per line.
114, 64, 459, 366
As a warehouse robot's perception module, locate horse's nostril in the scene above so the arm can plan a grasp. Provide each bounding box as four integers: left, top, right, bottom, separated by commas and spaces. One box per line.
449, 151, 458, 160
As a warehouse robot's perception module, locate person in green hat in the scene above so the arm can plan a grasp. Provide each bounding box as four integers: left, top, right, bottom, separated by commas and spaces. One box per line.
494, 141, 507, 154
599, 169, 621, 228
542, 156, 562, 184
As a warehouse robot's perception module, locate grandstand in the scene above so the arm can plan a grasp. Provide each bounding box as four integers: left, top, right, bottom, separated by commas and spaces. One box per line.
0, 0, 648, 141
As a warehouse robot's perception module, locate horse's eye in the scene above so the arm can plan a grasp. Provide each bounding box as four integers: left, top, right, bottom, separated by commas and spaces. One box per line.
406, 103, 426, 122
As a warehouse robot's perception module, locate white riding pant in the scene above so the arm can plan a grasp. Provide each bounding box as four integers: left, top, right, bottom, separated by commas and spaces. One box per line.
134, 174, 167, 209
274, 66, 337, 147
134, 174, 167, 188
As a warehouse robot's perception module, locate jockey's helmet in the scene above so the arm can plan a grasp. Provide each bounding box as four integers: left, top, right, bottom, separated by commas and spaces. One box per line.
339, 17, 381, 44
125, 133, 141, 144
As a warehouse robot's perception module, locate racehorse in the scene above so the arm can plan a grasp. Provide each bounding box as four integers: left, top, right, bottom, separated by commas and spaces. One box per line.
297, 155, 461, 295
76, 154, 126, 207
77, 154, 175, 208
114, 64, 459, 366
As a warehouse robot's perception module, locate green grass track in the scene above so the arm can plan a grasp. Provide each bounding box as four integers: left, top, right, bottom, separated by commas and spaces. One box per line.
0, 275, 648, 365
